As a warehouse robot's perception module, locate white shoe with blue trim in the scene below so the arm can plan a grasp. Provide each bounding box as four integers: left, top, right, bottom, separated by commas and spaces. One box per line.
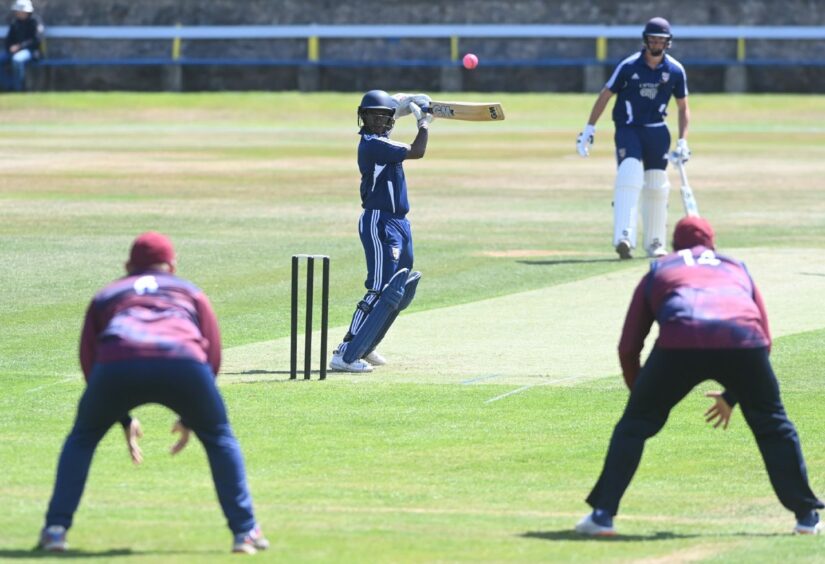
575, 511, 616, 536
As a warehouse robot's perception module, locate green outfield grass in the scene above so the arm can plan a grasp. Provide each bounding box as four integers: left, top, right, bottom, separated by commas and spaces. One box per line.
1, 92, 824, 562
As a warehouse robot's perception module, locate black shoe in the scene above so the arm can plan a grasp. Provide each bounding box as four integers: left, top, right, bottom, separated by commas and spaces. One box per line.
615, 240, 632, 260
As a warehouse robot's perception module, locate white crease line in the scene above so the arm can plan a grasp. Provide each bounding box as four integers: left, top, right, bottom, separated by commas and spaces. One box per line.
484, 384, 536, 404
484, 375, 584, 404
25, 376, 77, 394
461, 374, 504, 385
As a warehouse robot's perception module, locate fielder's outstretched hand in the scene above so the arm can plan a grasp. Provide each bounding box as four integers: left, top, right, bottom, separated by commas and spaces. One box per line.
170, 418, 192, 455
124, 418, 144, 465
576, 124, 595, 157
704, 391, 732, 430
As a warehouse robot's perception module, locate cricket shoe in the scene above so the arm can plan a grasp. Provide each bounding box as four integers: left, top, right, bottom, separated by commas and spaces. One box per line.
647, 242, 668, 258
794, 511, 822, 535
615, 240, 633, 260
232, 525, 270, 554
37, 525, 68, 552
330, 351, 373, 373
363, 350, 387, 366
575, 510, 616, 536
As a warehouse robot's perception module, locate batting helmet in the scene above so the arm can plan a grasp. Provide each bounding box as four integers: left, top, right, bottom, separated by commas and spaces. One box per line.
642, 17, 672, 49
11, 0, 33, 13
358, 90, 397, 135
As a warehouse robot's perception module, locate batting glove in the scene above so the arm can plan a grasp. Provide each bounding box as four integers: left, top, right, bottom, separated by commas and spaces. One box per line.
391, 93, 432, 119
409, 102, 433, 130
671, 138, 691, 163
391, 93, 412, 118
576, 124, 595, 157
410, 93, 431, 110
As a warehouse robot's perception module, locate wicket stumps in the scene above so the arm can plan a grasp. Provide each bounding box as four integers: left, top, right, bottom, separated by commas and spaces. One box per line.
290, 254, 330, 380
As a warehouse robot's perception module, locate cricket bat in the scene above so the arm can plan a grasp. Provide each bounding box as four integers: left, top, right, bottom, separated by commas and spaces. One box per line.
674, 159, 700, 217
426, 101, 505, 121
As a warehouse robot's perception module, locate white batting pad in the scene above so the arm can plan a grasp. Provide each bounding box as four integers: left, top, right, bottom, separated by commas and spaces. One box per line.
613, 158, 644, 247
641, 169, 671, 255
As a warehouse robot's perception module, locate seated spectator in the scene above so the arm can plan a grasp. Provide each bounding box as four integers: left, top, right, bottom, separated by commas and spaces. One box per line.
1, 0, 42, 91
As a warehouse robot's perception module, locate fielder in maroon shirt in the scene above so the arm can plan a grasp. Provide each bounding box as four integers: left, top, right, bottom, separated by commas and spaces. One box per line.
38, 232, 269, 554
575, 216, 823, 536
78, 247, 222, 380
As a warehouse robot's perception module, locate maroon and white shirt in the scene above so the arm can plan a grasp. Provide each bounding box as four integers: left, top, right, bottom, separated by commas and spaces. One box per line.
618, 246, 771, 387
79, 270, 221, 379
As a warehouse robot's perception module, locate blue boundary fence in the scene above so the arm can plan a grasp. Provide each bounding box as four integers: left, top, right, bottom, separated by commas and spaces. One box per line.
37, 24, 825, 68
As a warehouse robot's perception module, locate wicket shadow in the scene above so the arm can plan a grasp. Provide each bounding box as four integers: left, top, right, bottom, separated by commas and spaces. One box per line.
521, 530, 700, 542
223, 369, 292, 376
224, 369, 331, 383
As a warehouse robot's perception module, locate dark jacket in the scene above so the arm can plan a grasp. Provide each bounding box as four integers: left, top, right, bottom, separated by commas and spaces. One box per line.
5, 15, 41, 56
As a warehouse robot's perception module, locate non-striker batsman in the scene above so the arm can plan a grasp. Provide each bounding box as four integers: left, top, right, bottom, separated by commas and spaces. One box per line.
329, 90, 432, 372
577, 17, 691, 259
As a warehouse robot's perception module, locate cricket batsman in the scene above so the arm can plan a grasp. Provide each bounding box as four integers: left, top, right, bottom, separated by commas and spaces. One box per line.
329, 90, 432, 372
575, 216, 823, 536
576, 17, 691, 259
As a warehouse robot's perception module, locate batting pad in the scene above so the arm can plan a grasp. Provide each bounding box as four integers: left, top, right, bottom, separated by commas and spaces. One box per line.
642, 169, 671, 254
364, 271, 421, 357
613, 158, 644, 247
343, 268, 410, 364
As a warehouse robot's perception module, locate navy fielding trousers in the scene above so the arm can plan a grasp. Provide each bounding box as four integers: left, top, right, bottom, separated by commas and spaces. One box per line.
45, 358, 257, 535
587, 347, 823, 518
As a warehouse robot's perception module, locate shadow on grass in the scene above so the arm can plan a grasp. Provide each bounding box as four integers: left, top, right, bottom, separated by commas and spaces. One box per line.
517, 257, 629, 266
1, 548, 222, 559
227, 370, 334, 383
223, 369, 291, 376
523, 530, 786, 542
0, 548, 135, 559
522, 530, 699, 542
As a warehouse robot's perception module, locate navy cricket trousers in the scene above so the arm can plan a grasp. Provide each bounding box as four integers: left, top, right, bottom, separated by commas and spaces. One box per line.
614, 125, 671, 170
45, 358, 257, 534
341, 209, 414, 345
587, 347, 823, 517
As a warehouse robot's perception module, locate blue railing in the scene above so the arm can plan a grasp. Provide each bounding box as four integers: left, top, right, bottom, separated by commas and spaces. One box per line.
37, 24, 825, 67
42, 24, 825, 40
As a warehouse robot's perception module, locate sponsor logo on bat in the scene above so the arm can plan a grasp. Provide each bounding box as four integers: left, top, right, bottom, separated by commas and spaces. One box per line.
431, 104, 455, 118
488, 106, 499, 120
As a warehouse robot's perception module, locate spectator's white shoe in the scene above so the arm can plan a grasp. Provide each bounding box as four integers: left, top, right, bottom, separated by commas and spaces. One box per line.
794, 511, 822, 535
363, 350, 387, 366
330, 351, 373, 373
574, 511, 616, 537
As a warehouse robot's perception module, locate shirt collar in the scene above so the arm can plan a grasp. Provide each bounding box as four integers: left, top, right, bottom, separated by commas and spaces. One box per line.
638, 49, 667, 70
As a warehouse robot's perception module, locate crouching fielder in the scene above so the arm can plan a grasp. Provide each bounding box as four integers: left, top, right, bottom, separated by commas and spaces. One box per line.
577, 17, 691, 259
37, 232, 269, 554
575, 217, 823, 536
330, 90, 432, 372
